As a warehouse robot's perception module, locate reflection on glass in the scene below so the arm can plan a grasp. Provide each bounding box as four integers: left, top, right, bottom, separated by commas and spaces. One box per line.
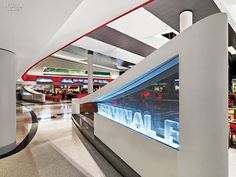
97, 56, 179, 149
22, 106, 32, 112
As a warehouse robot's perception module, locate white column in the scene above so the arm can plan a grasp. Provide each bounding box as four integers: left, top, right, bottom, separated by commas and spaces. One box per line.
0, 48, 16, 155
180, 10, 193, 32
179, 14, 228, 177
87, 50, 93, 94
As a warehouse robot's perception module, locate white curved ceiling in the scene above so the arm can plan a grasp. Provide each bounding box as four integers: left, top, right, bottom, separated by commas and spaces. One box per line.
70, 7, 177, 64
7, 0, 233, 81
0, 0, 150, 79
72, 36, 144, 64
53, 1, 236, 68
214, 0, 236, 32
107, 8, 177, 48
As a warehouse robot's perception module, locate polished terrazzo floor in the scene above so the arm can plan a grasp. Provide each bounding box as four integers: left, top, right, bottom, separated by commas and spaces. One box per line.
0, 103, 121, 177
230, 148, 236, 177
1, 103, 236, 176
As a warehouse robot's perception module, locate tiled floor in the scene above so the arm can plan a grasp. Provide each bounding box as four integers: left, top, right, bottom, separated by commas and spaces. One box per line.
1, 103, 236, 177
230, 148, 236, 177
16, 106, 32, 144
0, 104, 121, 177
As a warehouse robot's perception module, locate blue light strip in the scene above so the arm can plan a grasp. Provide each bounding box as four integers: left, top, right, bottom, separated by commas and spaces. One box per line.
95, 55, 179, 102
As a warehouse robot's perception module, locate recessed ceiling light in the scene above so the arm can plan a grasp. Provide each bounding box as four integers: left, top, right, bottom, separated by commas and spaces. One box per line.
116, 65, 129, 70
228, 46, 236, 55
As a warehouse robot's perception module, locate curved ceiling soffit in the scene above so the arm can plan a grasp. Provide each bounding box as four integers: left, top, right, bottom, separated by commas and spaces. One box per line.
21, 0, 154, 80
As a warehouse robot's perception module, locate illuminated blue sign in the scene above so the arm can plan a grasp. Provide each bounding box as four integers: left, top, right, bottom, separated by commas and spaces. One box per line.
94, 79, 109, 84
73, 78, 86, 83
61, 78, 73, 84
97, 103, 179, 149
84, 56, 180, 149
73, 79, 81, 83
36, 78, 53, 83
72, 78, 109, 84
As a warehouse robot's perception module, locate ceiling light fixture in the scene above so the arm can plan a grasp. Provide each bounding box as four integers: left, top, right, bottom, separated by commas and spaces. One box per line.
228, 46, 236, 55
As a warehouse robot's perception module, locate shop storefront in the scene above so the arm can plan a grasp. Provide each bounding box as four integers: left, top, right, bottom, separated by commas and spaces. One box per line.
19, 76, 112, 102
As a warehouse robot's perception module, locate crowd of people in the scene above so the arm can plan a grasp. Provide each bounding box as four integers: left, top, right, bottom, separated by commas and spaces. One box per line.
229, 94, 236, 107
43, 89, 89, 101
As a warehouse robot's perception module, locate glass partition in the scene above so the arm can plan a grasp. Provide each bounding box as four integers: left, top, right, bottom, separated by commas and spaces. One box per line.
96, 56, 179, 149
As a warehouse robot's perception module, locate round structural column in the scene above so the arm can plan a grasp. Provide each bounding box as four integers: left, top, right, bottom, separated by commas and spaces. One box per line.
0, 48, 16, 155
180, 10, 193, 32
87, 50, 94, 94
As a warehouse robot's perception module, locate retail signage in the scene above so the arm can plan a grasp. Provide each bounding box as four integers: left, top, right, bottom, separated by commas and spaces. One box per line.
61, 78, 73, 84
73, 79, 85, 83
94, 79, 109, 84
97, 103, 179, 149
73, 78, 109, 84
36, 78, 53, 83
43, 67, 111, 77
72, 78, 88, 84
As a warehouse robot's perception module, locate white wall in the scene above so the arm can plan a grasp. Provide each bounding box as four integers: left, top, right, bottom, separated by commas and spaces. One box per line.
0, 49, 16, 154
95, 113, 178, 177
178, 14, 228, 177
73, 13, 228, 177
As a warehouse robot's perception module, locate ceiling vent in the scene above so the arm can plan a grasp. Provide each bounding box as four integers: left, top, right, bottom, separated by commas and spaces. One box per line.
162, 32, 176, 40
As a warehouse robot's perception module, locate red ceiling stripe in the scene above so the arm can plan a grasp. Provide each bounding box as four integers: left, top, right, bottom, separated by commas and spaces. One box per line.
23, 74, 113, 83
21, 0, 155, 80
